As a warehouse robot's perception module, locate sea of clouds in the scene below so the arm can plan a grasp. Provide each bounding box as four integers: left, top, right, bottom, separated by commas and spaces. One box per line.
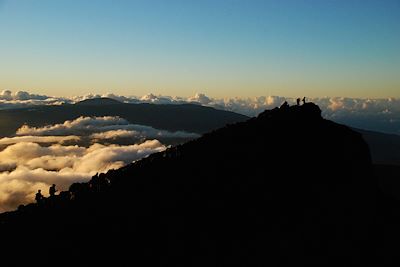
0, 114, 198, 212
0, 89, 400, 211
1, 90, 400, 134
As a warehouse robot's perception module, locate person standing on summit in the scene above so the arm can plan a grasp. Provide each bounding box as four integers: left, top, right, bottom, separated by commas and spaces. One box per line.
302, 97, 306, 104
49, 184, 57, 197
35, 190, 44, 204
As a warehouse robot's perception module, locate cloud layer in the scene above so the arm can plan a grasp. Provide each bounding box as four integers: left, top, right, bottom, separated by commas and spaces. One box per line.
0, 90, 69, 109
0, 135, 80, 146
0, 116, 200, 212
1, 90, 399, 211
1, 90, 399, 134
0, 140, 165, 212
16, 116, 200, 140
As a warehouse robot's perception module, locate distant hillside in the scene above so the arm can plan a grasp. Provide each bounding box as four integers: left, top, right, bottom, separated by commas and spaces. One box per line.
1, 97, 399, 168
355, 128, 400, 165
75, 97, 123, 105
0, 99, 248, 136
1, 103, 392, 266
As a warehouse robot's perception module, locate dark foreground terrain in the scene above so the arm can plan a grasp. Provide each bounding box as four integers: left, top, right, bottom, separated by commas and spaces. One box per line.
357, 128, 400, 165
0, 103, 399, 266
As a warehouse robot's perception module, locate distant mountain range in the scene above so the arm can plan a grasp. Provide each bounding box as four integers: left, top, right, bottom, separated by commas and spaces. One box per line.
0, 98, 248, 136
2, 102, 399, 265
0, 97, 398, 166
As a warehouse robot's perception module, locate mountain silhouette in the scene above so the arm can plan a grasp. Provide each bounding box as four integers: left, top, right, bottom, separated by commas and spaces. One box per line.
0, 99, 248, 136
0, 97, 398, 166
74, 97, 124, 105
0, 102, 395, 266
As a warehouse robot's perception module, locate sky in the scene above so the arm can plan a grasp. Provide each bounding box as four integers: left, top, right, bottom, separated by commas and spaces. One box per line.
0, 0, 399, 98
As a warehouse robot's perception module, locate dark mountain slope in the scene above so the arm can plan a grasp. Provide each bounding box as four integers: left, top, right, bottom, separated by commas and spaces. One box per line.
375, 164, 400, 200
0, 103, 386, 266
0, 99, 248, 136
75, 97, 123, 105
355, 128, 400, 165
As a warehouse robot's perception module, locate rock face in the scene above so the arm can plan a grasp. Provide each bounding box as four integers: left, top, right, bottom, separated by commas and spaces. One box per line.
0, 103, 380, 266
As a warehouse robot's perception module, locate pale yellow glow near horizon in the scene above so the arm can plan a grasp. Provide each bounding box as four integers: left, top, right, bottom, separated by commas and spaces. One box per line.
1, 60, 398, 99
1, 79, 399, 99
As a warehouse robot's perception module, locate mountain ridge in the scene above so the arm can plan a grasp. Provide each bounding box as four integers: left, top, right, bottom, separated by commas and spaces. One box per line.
0, 100, 248, 136
0, 98, 399, 166
74, 97, 123, 105
0, 102, 389, 266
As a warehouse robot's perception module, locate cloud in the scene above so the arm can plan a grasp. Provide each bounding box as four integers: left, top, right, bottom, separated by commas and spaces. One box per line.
188, 93, 212, 105
0, 114, 200, 212
0, 90, 70, 110
0, 90, 48, 101
0, 113, 200, 212
0, 140, 166, 212
1, 89, 400, 133
90, 129, 138, 140
0, 140, 164, 173
0, 135, 80, 145
1, 88, 400, 134
1, 90, 400, 211
17, 116, 200, 139
74, 92, 400, 134
16, 116, 128, 136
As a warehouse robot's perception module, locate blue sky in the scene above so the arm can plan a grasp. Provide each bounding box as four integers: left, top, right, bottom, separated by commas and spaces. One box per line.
0, 0, 399, 98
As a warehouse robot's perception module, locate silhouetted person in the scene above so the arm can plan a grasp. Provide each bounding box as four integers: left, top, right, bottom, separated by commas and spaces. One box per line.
35, 190, 44, 204
296, 98, 300, 106
302, 97, 306, 104
49, 184, 57, 197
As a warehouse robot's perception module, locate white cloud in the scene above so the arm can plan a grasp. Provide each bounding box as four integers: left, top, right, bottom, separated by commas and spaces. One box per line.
0, 90, 399, 133
188, 93, 212, 105
1, 90, 400, 211
0, 140, 166, 212
0, 90, 70, 110
16, 116, 128, 136
17, 116, 200, 139
0, 135, 80, 145
0, 114, 200, 212
90, 129, 138, 140
0, 90, 48, 101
